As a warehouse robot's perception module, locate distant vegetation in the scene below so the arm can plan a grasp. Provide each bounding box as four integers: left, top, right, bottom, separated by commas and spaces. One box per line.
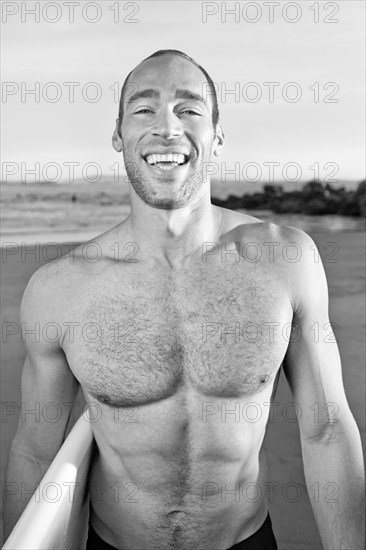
212, 180, 366, 217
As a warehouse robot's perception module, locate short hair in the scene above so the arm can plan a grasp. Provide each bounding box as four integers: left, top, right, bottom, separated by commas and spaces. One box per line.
117, 49, 219, 136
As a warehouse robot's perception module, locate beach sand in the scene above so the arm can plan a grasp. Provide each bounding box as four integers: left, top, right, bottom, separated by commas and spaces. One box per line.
1, 215, 365, 548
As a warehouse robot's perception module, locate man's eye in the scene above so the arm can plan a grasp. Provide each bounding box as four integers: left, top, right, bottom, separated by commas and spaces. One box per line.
181, 110, 201, 116
134, 109, 153, 114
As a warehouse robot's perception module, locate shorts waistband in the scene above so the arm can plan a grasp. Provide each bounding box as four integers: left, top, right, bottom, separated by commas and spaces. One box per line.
86, 513, 277, 550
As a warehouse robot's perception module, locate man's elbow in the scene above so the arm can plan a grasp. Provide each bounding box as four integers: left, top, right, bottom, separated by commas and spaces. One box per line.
8, 438, 55, 470
299, 413, 361, 447
300, 422, 342, 446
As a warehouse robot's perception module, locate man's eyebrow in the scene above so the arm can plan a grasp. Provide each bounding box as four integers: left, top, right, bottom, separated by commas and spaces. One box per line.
127, 88, 160, 104
175, 89, 207, 104
126, 88, 207, 106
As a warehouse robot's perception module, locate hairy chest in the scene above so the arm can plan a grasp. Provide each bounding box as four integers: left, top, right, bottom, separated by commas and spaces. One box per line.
63, 263, 292, 406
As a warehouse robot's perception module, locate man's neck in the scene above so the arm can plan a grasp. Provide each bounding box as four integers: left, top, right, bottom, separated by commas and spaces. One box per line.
123, 188, 222, 267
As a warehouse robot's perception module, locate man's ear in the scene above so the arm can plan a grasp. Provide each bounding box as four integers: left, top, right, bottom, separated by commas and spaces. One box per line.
112, 118, 123, 152
213, 123, 224, 157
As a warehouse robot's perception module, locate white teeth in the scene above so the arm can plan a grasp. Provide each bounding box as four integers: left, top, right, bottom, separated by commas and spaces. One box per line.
145, 153, 186, 165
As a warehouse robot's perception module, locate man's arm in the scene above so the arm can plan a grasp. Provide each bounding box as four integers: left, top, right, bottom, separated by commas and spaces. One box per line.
282, 229, 364, 550
3, 264, 80, 540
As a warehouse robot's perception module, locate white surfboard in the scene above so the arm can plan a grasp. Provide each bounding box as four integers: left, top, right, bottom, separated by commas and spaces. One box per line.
3, 415, 94, 550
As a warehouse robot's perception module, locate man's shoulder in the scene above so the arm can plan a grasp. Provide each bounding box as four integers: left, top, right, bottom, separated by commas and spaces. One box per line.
20, 237, 98, 313
34, 230, 114, 278
220, 207, 314, 247
25, 241, 83, 289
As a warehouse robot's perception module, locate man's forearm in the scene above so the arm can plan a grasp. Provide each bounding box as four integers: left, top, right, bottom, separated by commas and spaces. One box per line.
301, 422, 365, 550
3, 444, 52, 542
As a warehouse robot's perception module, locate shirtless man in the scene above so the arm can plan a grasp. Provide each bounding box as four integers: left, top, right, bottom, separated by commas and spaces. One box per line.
4, 50, 364, 549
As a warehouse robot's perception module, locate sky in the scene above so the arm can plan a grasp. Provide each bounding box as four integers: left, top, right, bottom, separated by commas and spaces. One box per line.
1, 0, 365, 185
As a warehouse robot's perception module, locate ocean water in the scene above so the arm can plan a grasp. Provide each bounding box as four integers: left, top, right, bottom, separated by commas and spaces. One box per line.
237, 210, 365, 233
0, 181, 364, 245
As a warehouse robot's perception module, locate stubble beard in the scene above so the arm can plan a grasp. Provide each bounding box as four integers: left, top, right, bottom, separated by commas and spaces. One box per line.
124, 154, 206, 210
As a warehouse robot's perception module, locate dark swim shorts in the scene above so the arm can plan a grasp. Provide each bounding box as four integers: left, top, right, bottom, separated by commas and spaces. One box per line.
86, 513, 278, 549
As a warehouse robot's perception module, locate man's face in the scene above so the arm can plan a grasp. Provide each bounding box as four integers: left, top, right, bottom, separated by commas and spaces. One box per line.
116, 55, 223, 209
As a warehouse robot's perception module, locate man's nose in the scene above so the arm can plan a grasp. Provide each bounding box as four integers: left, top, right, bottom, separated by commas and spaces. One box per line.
151, 110, 183, 139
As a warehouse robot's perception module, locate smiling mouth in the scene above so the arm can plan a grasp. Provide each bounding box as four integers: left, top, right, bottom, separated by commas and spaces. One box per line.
143, 153, 190, 171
